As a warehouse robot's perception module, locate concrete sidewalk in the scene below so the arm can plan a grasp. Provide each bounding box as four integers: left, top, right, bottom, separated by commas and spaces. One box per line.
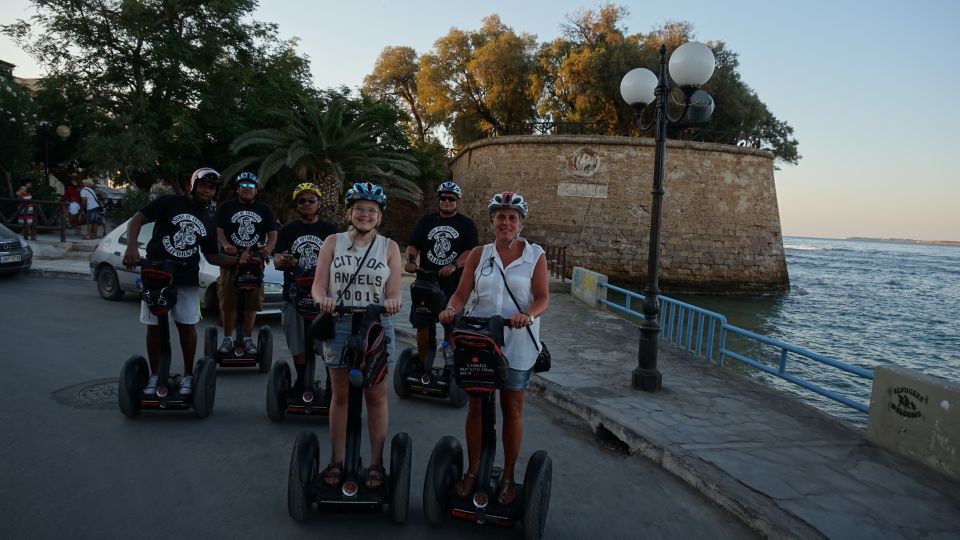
23, 242, 960, 538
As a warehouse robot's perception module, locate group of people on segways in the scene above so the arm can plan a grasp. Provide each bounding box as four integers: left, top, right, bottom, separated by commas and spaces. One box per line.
114, 169, 552, 536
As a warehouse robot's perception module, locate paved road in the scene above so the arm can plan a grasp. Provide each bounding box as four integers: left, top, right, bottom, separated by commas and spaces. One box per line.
0, 274, 754, 539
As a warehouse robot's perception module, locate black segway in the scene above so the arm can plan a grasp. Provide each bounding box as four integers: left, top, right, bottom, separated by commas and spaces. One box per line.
118, 259, 217, 419
288, 304, 412, 523
204, 250, 272, 372
266, 266, 331, 421
393, 269, 468, 407
422, 315, 552, 539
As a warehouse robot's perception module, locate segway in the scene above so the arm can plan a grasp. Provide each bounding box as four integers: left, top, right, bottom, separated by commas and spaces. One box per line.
204, 250, 272, 372
266, 266, 331, 421
287, 304, 412, 523
422, 315, 552, 539
118, 259, 217, 419
393, 268, 468, 407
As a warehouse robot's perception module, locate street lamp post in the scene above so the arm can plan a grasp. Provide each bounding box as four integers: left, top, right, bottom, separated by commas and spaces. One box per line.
620, 42, 716, 392
40, 120, 51, 185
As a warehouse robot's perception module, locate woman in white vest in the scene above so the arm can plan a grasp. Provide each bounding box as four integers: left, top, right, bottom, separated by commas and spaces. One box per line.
311, 181, 402, 490
439, 191, 550, 506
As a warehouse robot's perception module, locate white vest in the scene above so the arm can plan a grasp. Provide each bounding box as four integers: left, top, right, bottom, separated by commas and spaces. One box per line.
467, 240, 544, 371
327, 232, 391, 307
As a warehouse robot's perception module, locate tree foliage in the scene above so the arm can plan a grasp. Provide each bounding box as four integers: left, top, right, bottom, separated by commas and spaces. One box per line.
0, 75, 38, 197
363, 46, 436, 144
2, 0, 316, 190
417, 15, 539, 148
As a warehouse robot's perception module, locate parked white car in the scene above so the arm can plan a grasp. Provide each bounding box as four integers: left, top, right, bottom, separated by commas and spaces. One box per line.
89, 219, 283, 315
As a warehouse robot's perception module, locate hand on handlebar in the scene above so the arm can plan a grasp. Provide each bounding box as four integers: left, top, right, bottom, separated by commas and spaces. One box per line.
315, 296, 337, 314
260, 245, 272, 259
238, 246, 253, 265
438, 264, 456, 278
222, 244, 238, 256
439, 307, 455, 325
122, 246, 140, 270
384, 298, 402, 315
508, 312, 533, 329
404, 261, 417, 274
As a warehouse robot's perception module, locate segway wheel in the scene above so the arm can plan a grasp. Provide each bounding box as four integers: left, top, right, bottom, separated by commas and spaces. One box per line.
288, 430, 319, 522
266, 362, 291, 422
118, 355, 148, 418
423, 435, 463, 525
448, 371, 468, 408
521, 450, 553, 540
256, 325, 273, 373
389, 432, 413, 524
193, 357, 217, 419
393, 348, 415, 399
204, 326, 218, 358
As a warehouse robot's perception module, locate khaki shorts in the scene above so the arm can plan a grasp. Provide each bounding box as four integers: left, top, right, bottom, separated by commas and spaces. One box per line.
217, 267, 264, 313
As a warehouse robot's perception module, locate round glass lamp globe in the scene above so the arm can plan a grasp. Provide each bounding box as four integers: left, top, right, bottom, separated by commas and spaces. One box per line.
56, 125, 72, 138
620, 68, 657, 106
668, 42, 715, 86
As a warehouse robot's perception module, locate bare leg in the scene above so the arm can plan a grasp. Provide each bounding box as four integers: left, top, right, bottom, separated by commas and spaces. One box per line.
327, 368, 349, 465
175, 322, 197, 374
364, 376, 389, 470
499, 389, 526, 482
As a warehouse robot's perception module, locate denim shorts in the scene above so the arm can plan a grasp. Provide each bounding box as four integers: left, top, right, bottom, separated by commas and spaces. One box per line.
321, 313, 396, 368
502, 367, 533, 391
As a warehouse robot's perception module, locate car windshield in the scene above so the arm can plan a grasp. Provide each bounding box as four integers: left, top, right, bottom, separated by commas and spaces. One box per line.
118, 222, 154, 248
0, 224, 17, 241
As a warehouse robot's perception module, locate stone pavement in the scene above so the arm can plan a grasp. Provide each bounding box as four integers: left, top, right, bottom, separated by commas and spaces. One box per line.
22, 236, 960, 539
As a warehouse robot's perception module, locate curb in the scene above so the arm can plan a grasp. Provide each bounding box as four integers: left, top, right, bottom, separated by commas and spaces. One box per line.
27, 267, 90, 282
528, 375, 825, 540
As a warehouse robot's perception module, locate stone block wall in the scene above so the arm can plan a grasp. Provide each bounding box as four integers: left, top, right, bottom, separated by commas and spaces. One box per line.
450, 135, 788, 293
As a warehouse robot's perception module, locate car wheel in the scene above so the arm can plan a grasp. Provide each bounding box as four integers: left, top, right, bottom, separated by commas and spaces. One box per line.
97, 265, 124, 301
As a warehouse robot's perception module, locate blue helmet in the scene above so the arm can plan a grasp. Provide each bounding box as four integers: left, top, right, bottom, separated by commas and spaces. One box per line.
437, 181, 462, 199
235, 172, 259, 188
345, 181, 387, 210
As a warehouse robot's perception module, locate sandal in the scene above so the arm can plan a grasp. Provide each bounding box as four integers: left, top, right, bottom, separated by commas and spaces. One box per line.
365, 465, 386, 489
321, 462, 343, 487
455, 472, 476, 498
497, 478, 517, 505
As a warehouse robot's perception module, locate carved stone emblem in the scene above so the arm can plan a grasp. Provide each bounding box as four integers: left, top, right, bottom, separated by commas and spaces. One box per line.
570, 148, 599, 177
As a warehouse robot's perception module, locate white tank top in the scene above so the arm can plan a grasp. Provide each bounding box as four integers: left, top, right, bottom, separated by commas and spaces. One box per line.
326, 232, 391, 307
467, 240, 544, 371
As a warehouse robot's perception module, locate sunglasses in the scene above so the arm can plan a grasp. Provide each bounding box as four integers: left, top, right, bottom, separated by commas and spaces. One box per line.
238, 182, 257, 189
296, 197, 318, 205
438, 196, 458, 202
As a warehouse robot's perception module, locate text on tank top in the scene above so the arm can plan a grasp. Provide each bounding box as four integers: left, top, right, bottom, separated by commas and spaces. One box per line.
327, 232, 391, 307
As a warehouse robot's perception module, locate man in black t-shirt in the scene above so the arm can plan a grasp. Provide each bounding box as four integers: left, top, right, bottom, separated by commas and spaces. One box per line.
215, 172, 278, 355
273, 183, 338, 394
404, 181, 479, 360
122, 168, 239, 396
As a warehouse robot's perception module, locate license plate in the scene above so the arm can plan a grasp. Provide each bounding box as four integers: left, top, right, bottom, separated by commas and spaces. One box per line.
1, 255, 22, 263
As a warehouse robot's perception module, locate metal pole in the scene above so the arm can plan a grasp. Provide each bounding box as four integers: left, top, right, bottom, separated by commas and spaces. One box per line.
43, 122, 50, 186
633, 45, 668, 392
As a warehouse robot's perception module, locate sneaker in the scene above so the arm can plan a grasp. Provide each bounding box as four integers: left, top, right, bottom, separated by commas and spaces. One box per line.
143, 375, 159, 395
218, 337, 234, 354
243, 337, 257, 355
179, 374, 193, 395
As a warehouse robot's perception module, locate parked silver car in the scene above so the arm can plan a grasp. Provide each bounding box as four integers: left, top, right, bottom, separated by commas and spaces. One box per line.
0, 223, 33, 274
89, 219, 283, 315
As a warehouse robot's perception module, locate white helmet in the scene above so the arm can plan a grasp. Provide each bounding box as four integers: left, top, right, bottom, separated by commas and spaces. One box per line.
487, 191, 528, 220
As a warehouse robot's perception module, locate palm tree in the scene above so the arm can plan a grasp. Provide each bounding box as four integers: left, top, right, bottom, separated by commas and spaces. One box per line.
225, 97, 422, 220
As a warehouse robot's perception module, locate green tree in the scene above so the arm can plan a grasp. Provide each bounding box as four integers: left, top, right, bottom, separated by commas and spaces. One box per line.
0, 75, 37, 197
3, 0, 315, 191
417, 15, 539, 148
363, 46, 436, 144
226, 91, 421, 221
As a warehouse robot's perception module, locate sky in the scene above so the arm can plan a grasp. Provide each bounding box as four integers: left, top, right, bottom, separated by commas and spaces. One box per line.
2, 0, 959, 241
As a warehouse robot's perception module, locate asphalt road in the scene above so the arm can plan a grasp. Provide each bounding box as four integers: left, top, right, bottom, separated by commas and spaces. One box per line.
0, 274, 755, 540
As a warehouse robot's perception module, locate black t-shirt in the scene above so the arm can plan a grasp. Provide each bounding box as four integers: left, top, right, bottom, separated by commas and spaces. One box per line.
408, 212, 479, 294
215, 199, 278, 250
140, 194, 218, 286
273, 218, 339, 299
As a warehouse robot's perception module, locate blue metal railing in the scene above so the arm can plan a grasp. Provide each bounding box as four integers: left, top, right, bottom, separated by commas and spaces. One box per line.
597, 281, 874, 413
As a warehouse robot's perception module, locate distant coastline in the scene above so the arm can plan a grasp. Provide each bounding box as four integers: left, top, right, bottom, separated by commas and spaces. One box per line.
844, 237, 960, 247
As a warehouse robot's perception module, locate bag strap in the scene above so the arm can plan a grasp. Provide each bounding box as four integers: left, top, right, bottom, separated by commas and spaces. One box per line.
82, 187, 100, 206
496, 263, 541, 352
334, 233, 377, 307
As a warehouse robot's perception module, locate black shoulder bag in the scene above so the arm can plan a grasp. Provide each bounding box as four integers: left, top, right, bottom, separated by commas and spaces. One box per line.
496, 264, 551, 373
311, 234, 377, 340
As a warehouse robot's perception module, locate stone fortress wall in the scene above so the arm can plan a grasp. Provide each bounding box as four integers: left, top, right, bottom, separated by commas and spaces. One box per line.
450, 135, 789, 293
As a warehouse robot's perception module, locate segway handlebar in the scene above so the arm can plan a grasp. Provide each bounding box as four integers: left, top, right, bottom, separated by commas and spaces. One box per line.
333, 304, 387, 316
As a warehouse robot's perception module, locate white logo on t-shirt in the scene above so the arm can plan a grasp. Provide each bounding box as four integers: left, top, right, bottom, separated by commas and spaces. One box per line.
162, 213, 207, 258
291, 235, 323, 269
230, 210, 263, 247
427, 225, 460, 266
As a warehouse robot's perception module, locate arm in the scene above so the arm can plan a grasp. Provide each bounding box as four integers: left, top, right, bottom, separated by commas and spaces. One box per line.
404, 245, 419, 274
121, 212, 148, 268
311, 234, 337, 313
262, 230, 278, 258
384, 240, 403, 314
438, 246, 482, 325
216, 227, 237, 255
509, 254, 550, 329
